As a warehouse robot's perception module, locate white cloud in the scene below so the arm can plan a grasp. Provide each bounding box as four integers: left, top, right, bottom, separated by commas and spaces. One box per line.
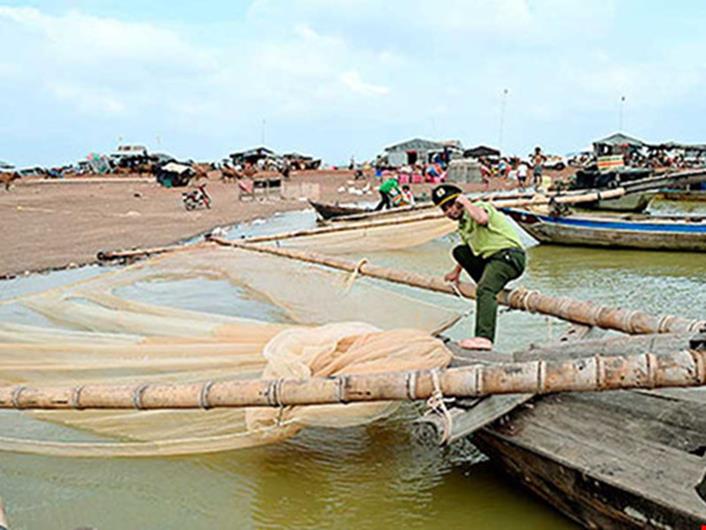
0, 1, 705, 167
340, 70, 390, 96
48, 81, 126, 115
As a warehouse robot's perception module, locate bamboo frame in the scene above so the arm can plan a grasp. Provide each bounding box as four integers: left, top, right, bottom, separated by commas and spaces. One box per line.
209, 237, 706, 336
328, 187, 626, 223
0, 349, 703, 410
248, 188, 627, 243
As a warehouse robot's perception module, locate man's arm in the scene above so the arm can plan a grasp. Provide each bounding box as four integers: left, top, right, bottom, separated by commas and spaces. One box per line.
456, 195, 489, 225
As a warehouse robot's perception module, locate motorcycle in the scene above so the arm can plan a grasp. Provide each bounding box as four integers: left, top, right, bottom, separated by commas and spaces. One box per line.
182, 183, 212, 211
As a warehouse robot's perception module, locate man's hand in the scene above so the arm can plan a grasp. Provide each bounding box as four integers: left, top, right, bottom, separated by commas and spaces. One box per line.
455, 194, 472, 209
444, 267, 461, 284
456, 195, 489, 225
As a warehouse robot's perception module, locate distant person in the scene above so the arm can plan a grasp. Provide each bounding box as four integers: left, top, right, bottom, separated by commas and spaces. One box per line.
400, 184, 415, 206
375, 176, 401, 210
433, 184, 525, 351
498, 158, 508, 178
516, 160, 529, 189
279, 160, 291, 180
479, 162, 492, 189
531, 146, 547, 188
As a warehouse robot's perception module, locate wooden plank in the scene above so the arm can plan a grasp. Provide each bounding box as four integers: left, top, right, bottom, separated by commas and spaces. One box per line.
476, 392, 706, 528
444, 341, 513, 366
555, 391, 706, 455
415, 341, 529, 445
639, 387, 706, 406
514, 332, 695, 362
414, 394, 533, 445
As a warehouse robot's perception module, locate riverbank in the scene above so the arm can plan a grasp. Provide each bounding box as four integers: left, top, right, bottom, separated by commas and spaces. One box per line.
0, 171, 516, 278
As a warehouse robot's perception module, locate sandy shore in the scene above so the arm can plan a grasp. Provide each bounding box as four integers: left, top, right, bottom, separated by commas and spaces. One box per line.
0, 170, 517, 278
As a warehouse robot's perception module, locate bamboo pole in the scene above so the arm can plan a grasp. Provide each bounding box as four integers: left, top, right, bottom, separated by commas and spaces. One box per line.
241, 211, 446, 244
97, 244, 186, 262
247, 188, 627, 244
0, 348, 704, 411
209, 237, 706, 335
328, 187, 630, 223
327, 190, 537, 223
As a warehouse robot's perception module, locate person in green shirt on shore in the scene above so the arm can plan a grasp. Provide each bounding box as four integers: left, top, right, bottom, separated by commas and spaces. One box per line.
432, 184, 526, 350
375, 177, 402, 211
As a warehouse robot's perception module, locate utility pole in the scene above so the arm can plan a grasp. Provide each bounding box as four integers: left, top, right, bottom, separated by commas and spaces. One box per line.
498, 88, 509, 151
619, 96, 626, 131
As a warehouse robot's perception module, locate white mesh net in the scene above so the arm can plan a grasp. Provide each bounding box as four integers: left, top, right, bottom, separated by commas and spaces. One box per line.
0, 237, 458, 457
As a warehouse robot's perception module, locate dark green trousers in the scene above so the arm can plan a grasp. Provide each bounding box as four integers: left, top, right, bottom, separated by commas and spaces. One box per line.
452, 245, 526, 342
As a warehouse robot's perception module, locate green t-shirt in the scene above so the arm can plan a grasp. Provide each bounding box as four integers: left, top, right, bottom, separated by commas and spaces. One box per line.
458, 202, 523, 258
379, 178, 400, 194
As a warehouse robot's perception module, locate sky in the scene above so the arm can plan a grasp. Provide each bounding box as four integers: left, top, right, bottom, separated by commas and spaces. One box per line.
1, 0, 706, 167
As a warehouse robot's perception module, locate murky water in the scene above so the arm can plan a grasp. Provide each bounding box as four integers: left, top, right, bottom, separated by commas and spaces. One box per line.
0, 200, 704, 529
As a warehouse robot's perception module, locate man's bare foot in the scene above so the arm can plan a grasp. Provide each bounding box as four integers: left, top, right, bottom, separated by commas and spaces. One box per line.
458, 337, 493, 350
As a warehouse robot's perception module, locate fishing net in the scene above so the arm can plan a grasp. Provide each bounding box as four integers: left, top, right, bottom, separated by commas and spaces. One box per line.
0, 241, 458, 457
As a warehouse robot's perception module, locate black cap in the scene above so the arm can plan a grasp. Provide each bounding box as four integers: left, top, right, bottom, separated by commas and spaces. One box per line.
432, 184, 462, 208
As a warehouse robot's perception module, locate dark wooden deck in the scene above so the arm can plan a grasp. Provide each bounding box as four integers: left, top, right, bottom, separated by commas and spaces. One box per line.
434, 332, 706, 528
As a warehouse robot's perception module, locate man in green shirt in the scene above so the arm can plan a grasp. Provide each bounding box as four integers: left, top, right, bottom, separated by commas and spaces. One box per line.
375, 177, 402, 211
432, 184, 526, 350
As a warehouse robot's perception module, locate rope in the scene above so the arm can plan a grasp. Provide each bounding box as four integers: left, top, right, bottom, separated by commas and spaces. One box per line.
425, 369, 455, 445
448, 281, 475, 321
344, 258, 369, 292
336, 375, 349, 404
620, 309, 640, 334
11, 386, 26, 409
199, 380, 214, 410
70, 385, 85, 410
131, 383, 149, 410
587, 304, 605, 327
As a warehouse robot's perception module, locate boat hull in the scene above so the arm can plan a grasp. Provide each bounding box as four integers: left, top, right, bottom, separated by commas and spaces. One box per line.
504, 208, 706, 251
474, 389, 706, 529
309, 200, 370, 220
581, 191, 656, 213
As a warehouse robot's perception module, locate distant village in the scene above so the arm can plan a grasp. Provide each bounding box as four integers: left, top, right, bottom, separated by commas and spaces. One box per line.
2, 132, 706, 191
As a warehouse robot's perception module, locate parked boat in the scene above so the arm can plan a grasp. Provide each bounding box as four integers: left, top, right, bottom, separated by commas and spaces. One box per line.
474, 333, 706, 529
580, 190, 656, 212
309, 200, 371, 220
653, 190, 706, 202
503, 207, 706, 251
571, 168, 706, 212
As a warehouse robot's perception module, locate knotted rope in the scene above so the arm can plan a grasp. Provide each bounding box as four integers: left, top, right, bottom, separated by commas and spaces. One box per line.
425, 369, 455, 445
344, 258, 369, 292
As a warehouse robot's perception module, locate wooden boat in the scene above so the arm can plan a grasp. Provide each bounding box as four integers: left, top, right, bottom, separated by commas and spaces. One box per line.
653, 190, 706, 202
580, 191, 656, 212
476, 334, 706, 529
572, 168, 706, 212
503, 207, 706, 251
419, 333, 706, 529
309, 200, 371, 220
